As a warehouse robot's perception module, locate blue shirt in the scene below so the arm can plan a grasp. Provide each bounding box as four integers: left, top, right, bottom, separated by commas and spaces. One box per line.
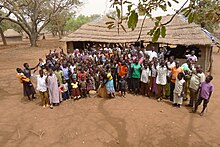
62, 68, 69, 80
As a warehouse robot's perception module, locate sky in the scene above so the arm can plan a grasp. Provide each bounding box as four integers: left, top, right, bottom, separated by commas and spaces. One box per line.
78, 0, 189, 17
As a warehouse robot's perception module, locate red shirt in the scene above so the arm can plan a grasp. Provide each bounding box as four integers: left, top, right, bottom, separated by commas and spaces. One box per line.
78, 72, 87, 81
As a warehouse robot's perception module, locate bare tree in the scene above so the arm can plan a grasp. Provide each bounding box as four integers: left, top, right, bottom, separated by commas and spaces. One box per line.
0, 0, 81, 47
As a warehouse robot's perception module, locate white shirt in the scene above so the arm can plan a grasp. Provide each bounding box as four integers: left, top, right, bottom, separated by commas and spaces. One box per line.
185, 54, 198, 62
62, 83, 69, 92
70, 65, 76, 73
140, 67, 151, 83
36, 75, 47, 92
156, 66, 168, 85
145, 50, 158, 61
174, 78, 185, 94
189, 72, 205, 90
167, 61, 176, 77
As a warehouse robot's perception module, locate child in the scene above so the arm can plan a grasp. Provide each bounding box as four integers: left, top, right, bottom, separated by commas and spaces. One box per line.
72, 68, 77, 80
61, 79, 69, 101
173, 72, 185, 108
79, 76, 87, 98
119, 76, 126, 97
35, 70, 49, 108
140, 63, 151, 97
71, 78, 81, 100
193, 75, 214, 116
86, 76, 93, 97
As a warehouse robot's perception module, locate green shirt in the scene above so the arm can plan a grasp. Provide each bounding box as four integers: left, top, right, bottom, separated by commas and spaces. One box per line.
131, 63, 141, 78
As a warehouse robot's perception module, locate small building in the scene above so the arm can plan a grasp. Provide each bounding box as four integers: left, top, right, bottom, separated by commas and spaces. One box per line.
3, 29, 22, 42
61, 15, 215, 73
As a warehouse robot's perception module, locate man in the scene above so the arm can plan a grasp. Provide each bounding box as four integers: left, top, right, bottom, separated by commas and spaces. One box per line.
156, 60, 168, 101
144, 46, 158, 61
186, 65, 205, 107
167, 61, 184, 102
34, 70, 49, 108
185, 50, 197, 63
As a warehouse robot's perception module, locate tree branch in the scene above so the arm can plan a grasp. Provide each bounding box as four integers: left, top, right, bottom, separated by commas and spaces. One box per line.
161, 0, 189, 26
0, 16, 30, 36
137, 14, 147, 41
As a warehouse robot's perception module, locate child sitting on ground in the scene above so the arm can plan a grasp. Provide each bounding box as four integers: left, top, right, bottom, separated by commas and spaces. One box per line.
193, 75, 214, 116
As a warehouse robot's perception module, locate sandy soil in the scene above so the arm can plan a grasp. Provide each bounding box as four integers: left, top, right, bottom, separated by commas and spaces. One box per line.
0, 39, 220, 147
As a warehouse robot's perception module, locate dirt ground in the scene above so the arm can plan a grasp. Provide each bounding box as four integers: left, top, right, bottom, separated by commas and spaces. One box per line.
0, 39, 220, 147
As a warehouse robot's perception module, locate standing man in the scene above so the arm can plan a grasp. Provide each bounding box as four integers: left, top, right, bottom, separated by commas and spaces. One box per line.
186, 65, 205, 108
156, 60, 168, 101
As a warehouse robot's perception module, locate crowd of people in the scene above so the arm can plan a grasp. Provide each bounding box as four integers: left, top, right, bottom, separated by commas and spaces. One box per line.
16, 46, 214, 116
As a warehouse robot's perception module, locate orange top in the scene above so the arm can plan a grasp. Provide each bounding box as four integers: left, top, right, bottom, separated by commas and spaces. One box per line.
16, 73, 30, 83
170, 67, 184, 83
118, 63, 128, 77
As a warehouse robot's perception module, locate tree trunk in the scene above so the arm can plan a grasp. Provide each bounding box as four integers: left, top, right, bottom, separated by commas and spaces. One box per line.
0, 27, 7, 46
58, 30, 62, 39
52, 31, 55, 37
61, 30, 64, 36
29, 32, 38, 47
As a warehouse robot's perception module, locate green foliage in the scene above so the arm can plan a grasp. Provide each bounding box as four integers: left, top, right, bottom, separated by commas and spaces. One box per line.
0, 0, 81, 46
64, 14, 101, 32
109, 0, 219, 42
181, 0, 220, 32
161, 26, 166, 38
128, 10, 138, 31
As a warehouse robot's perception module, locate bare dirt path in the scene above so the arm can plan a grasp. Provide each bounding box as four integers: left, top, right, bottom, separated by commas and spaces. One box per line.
0, 40, 220, 147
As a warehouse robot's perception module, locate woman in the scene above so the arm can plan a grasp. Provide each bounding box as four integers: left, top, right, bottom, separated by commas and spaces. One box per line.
131, 58, 141, 95
105, 71, 115, 98
99, 68, 115, 98
16, 68, 36, 100
46, 69, 60, 108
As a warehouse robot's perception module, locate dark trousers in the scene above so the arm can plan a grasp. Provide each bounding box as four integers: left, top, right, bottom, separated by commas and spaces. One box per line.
132, 78, 140, 94
62, 91, 69, 100
127, 78, 132, 92
66, 79, 72, 96
81, 88, 87, 98
170, 82, 175, 101
141, 82, 149, 96
194, 97, 209, 112
113, 75, 117, 91
189, 88, 198, 107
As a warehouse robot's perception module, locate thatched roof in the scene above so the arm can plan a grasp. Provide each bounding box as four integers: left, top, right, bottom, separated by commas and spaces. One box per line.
61, 15, 213, 46
4, 29, 21, 37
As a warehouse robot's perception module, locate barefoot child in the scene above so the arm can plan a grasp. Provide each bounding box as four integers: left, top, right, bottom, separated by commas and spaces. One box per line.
173, 72, 185, 108
193, 75, 214, 116
61, 79, 69, 101
119, 76, 126, 97
71, 78, 81, 100
79, 76, 87, 98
